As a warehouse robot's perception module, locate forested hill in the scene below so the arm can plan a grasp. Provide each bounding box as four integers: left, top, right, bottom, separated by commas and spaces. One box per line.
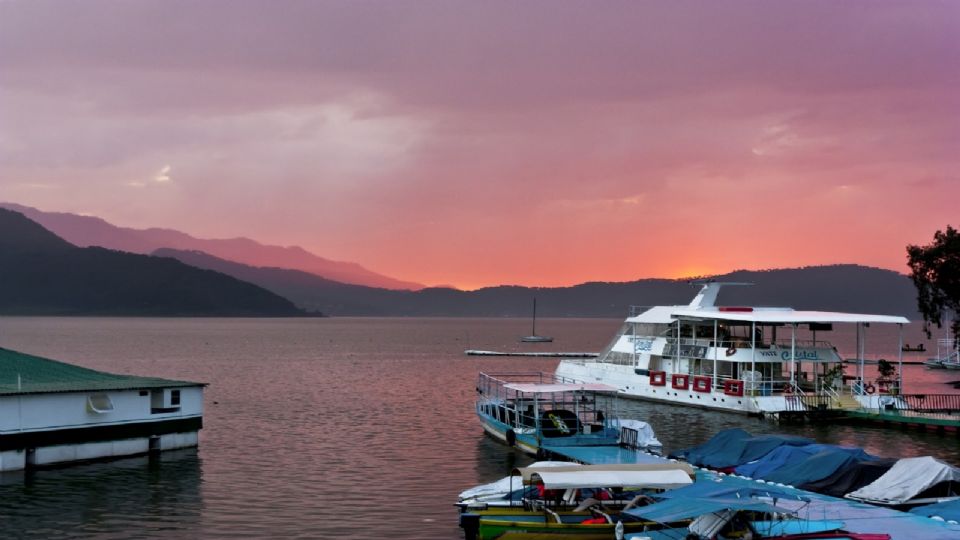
153, 248, 918, 318
0, 209, 306, 316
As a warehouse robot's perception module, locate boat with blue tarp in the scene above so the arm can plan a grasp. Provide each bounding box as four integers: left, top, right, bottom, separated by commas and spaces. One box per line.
475, 372, 661, 457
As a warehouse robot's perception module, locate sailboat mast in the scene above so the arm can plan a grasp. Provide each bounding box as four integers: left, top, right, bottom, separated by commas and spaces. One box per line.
532, 298, 537, 335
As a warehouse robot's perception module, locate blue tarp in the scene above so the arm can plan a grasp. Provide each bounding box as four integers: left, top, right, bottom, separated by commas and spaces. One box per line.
763, 447, 874, 486
671, 428, 814, 469
734, 444, 874, 485
909, 499, 960, 522
655, 481, 808, 503
623, 494, 785, 523
624, 483, 808, 522
669, 428, 750, 463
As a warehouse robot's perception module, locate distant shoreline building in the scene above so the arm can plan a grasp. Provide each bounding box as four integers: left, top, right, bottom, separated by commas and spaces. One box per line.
0, 348, 205, 472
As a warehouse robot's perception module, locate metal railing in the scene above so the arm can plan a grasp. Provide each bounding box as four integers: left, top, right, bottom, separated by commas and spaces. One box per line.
885, 394, 960, 413
783, 393, 836, 412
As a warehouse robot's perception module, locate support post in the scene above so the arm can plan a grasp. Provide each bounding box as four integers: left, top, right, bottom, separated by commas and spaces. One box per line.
713, 319, 718, 391
897, 323, 904, 394
750, 321, 757, 394
790, 323, 797, 389
857, 323, 865, 394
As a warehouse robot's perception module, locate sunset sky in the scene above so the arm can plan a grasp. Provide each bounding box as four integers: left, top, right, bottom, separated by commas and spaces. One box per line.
1, 1, 958, 289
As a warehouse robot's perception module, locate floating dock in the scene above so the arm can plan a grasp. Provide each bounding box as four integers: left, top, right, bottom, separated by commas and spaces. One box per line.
842, 409, 960, 432
464, 350, 598, 358
0, 347, 205, 472
538, 444, 960, 540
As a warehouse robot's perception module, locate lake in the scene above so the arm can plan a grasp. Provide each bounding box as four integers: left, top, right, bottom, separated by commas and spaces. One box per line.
0, 317, 957, 538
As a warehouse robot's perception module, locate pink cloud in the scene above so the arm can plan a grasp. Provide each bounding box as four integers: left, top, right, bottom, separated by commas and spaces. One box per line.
0, 1, 957, 288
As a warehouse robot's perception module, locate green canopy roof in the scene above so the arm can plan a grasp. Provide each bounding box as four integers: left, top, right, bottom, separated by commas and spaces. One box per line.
0, 348, 204, 396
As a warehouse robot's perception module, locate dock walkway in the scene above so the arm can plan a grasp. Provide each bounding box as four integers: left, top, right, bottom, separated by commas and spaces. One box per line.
843, 409, 960, 432
541, 445, 960, 540
464, 350, 598, 358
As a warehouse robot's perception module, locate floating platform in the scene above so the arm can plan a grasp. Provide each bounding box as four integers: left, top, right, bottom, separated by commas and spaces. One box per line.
0, 347, 205, 472
541, 444, 960, 540
842, 409, 960, 432
464, 350, 598, 358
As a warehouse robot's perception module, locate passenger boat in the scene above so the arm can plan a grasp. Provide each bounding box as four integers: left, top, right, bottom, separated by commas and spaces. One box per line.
475, 372, 661, 456
459, 462, 695, 540
556, 282, 910, 417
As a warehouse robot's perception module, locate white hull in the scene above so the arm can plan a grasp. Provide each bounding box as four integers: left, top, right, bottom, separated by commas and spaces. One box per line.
556, 361, 771, 415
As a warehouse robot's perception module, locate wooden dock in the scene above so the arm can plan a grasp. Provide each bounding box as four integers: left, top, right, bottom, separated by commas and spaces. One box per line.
464, 350, 598, 358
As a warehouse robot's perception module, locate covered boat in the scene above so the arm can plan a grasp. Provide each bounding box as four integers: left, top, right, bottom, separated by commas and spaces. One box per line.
735, 444, 874, 485
798, 458, 897, 498
671, 428, 813, 470
846, 456, 960, 506
761, 446, 875, 487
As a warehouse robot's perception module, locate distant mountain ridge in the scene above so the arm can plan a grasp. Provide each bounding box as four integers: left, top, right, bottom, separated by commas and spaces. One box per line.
0, 209, 306, 316
153, 248, 920, 318
0, 202, 423, 291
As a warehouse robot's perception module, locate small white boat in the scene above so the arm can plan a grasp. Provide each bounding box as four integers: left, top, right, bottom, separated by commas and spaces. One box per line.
556, 282, 911, 417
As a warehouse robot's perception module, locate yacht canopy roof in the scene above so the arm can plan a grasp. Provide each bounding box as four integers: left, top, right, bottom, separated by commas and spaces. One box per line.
514, 463, 695, 489
628, 307, 908, 325
502, 382, 617, 394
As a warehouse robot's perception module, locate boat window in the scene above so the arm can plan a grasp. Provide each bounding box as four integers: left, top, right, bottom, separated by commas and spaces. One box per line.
87, 394, 115, 414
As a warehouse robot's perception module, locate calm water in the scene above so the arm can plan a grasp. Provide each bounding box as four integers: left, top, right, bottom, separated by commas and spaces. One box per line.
0, 317, 957, 539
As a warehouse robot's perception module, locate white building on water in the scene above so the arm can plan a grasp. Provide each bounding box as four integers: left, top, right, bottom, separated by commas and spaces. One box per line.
0, 347, 205, 472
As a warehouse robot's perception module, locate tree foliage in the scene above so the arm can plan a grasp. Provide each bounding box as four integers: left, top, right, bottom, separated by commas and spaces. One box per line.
907, 225, 960, 338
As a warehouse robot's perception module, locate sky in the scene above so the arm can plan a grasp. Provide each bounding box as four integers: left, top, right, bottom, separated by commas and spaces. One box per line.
1, 1, 958, 290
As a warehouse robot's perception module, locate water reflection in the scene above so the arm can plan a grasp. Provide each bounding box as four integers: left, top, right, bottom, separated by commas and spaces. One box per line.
0, 450, 202, 538
0, 317, 955, 539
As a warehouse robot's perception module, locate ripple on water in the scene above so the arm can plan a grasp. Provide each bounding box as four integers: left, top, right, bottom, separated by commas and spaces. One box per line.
0, 317, 956, 539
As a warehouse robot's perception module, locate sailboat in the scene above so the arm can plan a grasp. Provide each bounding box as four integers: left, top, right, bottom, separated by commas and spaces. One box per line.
520, 298, 553, 343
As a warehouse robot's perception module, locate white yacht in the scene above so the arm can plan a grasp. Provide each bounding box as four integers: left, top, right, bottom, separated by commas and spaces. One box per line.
556, 282, 910, 417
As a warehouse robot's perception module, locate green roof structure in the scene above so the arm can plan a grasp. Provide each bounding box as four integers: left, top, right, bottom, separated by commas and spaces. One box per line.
0, 348, 204, 396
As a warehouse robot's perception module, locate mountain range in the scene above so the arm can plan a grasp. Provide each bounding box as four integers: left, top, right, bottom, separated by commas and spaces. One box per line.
0, 208, 305, 316
0, 204, 922, 318
153, 248, 920, 319
0, 202, 422, 290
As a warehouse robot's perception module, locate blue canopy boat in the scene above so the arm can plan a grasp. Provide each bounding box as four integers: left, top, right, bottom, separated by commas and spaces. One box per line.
475, 372, 661, 457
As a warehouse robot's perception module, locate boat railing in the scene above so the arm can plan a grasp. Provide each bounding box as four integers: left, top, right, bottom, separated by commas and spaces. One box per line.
628, 305, 654, 317
878, 394, 960, 413
937, 338, 958, 361
664, 338, 837, 355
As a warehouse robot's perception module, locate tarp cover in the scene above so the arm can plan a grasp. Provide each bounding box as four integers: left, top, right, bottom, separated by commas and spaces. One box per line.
798, 458, 896, 498
671, 428, 814, 469
623, 482, 797, 523
617, 418, 662, 449
735, 444, 874, 486
846, 456, 960, 505
909, 498, 960, 522
458, 461, 569, 502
